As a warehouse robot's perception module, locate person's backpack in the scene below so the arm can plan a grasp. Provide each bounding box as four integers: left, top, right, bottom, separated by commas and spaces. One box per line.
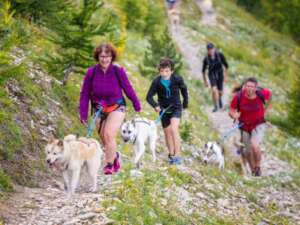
206, 50, 222, 68
236, 87, 266, 112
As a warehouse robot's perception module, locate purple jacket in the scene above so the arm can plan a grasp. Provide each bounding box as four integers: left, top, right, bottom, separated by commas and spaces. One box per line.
79, 63, 141, 121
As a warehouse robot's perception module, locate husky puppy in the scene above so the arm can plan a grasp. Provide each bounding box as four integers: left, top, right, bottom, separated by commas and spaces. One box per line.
120, 118, 157, 168
45, 134, 102, 195
203, 141, 225, 170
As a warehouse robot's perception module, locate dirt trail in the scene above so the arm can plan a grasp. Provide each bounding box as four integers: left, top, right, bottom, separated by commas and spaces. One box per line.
0, 175, 116, 225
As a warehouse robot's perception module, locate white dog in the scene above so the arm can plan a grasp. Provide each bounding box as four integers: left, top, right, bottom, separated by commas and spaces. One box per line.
45, 134, 102, 195
203, 141, 225, 170
121, 118, 157, 168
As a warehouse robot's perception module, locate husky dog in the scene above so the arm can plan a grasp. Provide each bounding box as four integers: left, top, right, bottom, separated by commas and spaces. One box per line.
203, 141, 225, 170
45, 134, 102, 195
121, 118, 157, 168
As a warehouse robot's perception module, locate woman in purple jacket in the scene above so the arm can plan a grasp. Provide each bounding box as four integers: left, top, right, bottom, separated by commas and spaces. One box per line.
79, 43, 141, 175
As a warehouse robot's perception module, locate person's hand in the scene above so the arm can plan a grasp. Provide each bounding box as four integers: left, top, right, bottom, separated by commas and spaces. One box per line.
155, 106, 161, 113
232, 111, 240, 120
81, 119, 88, 128
135, 110, 141, 117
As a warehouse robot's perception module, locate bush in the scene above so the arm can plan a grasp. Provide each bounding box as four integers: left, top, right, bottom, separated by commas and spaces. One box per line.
118, 0, 149, 32
180, 121, 193, 143
118, 0, 166, 35
236, 0, 300, 43
0, 169, 13, 192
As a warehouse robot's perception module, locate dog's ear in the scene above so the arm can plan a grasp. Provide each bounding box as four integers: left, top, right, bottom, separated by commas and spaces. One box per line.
204, 143, 208, 149
58, 140, 63, 147
48, 136, 55, 144
132, 119, 136, 127
222, 147, 225, 155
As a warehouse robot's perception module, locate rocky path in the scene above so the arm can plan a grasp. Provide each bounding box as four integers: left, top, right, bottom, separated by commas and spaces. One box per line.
0, 175, 116, 225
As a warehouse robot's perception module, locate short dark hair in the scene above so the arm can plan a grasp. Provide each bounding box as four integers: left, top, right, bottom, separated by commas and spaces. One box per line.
158, 58, 174, 70
93, 43, 117, 62
207, 43, 215, 50
245, 77, 258, 85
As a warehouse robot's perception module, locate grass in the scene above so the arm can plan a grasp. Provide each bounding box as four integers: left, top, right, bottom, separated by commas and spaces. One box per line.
0, 169, 13, 193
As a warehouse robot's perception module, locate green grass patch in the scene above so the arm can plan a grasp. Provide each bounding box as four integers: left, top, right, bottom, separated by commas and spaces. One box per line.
0, 169, 13, 193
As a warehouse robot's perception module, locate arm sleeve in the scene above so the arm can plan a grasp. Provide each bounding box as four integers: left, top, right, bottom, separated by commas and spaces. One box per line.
220, 53, 229, 69
79, 68, 92, 121
202, 57, 208, 74
118, 67, 141, 112
178, 75, 189, 109
146, 79, 159, 108
230, 94, 238, 110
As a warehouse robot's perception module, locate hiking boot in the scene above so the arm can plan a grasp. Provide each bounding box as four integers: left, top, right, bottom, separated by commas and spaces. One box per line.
212, 106, 218, 112
172, 156, 182, 165
254, 167, 261, 177
219, 98, 223, 109
113, 152, 121, 173
103, 163, 114, 175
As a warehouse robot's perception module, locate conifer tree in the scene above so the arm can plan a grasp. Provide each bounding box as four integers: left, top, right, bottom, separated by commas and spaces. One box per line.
44, 0, 113, 84
140, 27, 183, 79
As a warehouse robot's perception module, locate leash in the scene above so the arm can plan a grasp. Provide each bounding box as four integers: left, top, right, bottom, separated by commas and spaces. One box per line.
221, 122, 243, 140
155, 105, 173, 124
87, 107, 102, 137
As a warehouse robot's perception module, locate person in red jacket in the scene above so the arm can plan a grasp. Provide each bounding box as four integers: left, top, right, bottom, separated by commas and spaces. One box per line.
229, 77, 272, 176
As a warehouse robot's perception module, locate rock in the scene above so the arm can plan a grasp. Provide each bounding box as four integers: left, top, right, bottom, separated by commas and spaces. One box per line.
130, 169, 144, 178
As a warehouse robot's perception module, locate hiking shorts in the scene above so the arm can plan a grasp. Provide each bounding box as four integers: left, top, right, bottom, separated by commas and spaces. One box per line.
161, 109, 181, 128
95, 105, 126, 132
240, 124, 266, 154
208, 72, 224, 91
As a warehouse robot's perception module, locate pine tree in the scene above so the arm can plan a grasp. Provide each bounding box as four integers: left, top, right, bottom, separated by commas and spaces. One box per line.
43, 0, 113, 85
9, 0, 68, 24
139, 27, 183, 79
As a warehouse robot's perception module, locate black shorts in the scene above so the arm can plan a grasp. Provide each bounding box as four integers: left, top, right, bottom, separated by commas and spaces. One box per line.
161, 109, 181, 128
208, 72, 224, 91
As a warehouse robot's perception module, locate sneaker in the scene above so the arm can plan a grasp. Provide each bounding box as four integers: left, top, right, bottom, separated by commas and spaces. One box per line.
113, 152, 121, 173
168, 154, 175, 165
172, 156, 182, 165
103, 163, 114, 175
254, 167, 261, 177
